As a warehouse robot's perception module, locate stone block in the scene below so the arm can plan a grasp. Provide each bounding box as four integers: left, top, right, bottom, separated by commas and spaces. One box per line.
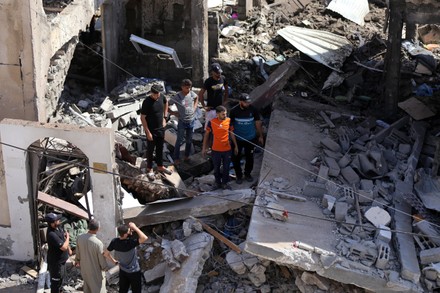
320, 137, 341, 153
360, 179, 374, 191
365, 206, 391, 227
338, 154, 351, 168
171, 240, 189, 262
341, 166, 360, 185
303, 181, 327, 197
324, 156, 340, 177
226, 250, 247, 274
335, 202, 348, 221
248, 264, 267, 287
143, 262, 167, 283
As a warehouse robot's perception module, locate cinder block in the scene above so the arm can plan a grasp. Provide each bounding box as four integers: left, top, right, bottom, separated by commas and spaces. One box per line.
335, 202, 348, 221
341, 166, 360, 185
338, 154, 351, 168
375, 244, 390, 269
420, 247, 440, 265
324, 157, 340, 177
360, 179, 374, 191
320, 137, 341, 153
358, 190, 374, 204
303, 181, 327, 197
322, 194, 336, 211
316, 165, 329, 184
375, 225, 391, 244
343, 187, 355, 205
365, 206, 391, 227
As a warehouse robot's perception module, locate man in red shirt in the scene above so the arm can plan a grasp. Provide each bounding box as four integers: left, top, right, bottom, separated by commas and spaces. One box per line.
202, 106, 238, 189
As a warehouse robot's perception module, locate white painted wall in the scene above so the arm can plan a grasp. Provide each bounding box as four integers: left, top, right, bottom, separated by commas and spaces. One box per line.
0, 119, 118, 261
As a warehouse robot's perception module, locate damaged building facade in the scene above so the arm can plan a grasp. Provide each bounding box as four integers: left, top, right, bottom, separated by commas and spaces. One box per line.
1, 0, 440, 292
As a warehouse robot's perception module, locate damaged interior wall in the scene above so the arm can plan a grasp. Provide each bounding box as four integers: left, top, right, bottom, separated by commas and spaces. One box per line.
0, 0, 96, 122
0, 119, 118, 261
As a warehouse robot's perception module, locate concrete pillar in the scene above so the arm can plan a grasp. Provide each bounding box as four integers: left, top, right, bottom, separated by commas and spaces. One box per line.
238, 0, 253, 20
102, 2, 119, 92
191, 0, 209, 87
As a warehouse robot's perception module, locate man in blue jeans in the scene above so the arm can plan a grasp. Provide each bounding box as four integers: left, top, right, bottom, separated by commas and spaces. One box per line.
169, 79, 198, 164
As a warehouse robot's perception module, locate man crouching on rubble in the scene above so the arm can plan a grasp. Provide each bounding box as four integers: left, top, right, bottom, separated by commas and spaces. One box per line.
202, 105, 238, 190
104, 222, 148, 293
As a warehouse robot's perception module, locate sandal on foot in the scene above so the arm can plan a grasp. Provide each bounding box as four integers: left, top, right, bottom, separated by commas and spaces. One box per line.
157, 167, 172, 175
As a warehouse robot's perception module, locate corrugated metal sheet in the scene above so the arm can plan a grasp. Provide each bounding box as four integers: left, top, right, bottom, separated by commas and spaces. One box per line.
277, 26, 353, 72
326, 0, 370, 26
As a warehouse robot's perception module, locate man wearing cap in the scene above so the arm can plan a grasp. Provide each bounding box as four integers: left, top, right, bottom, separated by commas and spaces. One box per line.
202, 106, 238, 189
169, 79, 198, 164
75, 219, 107, 293
198, 63, 229, 127
140, 83, 172, 177
45, 212, 71, 293
230, 93, 264, 184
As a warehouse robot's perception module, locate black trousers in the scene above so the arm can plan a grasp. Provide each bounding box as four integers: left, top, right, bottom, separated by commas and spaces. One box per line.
232, 139, 255, 179
146, 131, 164, 169
48, 261, 66, 293
119, 270, 142, 293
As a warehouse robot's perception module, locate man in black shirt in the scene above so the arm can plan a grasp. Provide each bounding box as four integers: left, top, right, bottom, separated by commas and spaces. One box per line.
198, 63, 229, 127
46, 212, 71, 293
104, 222, 148, 293
140, 84, 171, 177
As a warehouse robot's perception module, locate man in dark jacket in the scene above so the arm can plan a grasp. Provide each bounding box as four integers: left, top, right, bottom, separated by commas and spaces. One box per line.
46, 212, 71, 293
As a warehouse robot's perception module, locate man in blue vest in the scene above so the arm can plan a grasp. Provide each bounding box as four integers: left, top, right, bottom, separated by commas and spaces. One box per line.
230, 94, 264, 184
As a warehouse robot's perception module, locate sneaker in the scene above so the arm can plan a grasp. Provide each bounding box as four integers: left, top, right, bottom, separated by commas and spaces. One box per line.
245, 175, 254, 182
236, 178, 243, 184
222, 183, 232, 190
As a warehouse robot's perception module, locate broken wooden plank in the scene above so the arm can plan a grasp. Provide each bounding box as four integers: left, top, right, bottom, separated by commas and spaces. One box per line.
38, 191, 88, 219
21, 265, 38, 278
190, 216, 241, 254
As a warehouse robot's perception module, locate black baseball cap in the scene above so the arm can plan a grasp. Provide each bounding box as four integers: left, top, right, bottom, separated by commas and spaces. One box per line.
210, 63, 222, 74
150, 83, 164, 94
239, 93, 251, 102
45, 213, 62, 223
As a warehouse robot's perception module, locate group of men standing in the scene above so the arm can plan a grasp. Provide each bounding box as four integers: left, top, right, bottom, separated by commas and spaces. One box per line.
46, 213, 148, 293
140, 62, 264, 189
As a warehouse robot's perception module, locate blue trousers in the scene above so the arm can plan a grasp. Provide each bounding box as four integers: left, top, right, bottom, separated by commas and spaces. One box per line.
212, 150, 231, 185
174, 120, 194, 160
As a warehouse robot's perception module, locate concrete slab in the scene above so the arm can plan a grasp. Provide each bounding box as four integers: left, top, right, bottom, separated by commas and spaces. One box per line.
245, 97, 422, 293
123, 189, 255, 227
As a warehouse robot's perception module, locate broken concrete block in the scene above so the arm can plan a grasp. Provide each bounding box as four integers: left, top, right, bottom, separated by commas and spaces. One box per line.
266, 202, 287, 222
320, 137, 341, 153
340, 166, 360, 185
343, 187, 355, 205
300, 271, 330, 291
334, 202, 348, 221
165, 129, 177, 146
143, 262, 167, 283
375, 244, 390, 269
322, 194, 336, 211
248, 264, 267, 287
324, 156, 340, 177
303, 181, 327, 197
338, 154, 351, 168
171, 240, 189, 262
365, 206, 391, 227
398, 143, 412, 155
357, 190, 374, 204
375, 225, 392, 244
420, 247, 440, 265
360, 179, 374, 191
105, 264, 119, 285
226, 250, 247, 275
99, 96, 113, 112
162, 239, 180, 271
243, 255, 259, 269
316, 165, 329, 184
107, 101, 142, 119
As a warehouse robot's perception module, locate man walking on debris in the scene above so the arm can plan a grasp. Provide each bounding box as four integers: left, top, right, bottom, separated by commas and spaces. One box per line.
169, 79, 198, 164
104, 222, 148, 293
202, 106, 238, 189
140, 83, 172, 178
75, 219, 107, 293
230, 93, 264, 184
198, 63, 229, 127
46, 212, 71, 293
